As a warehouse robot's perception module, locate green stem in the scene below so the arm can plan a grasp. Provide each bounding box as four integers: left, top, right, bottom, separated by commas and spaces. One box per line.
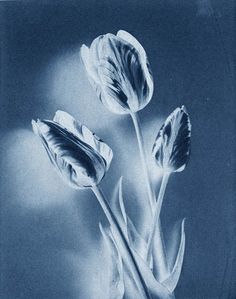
146, 172, 170, 279
130, 112, 154, 212
91, 185, 152, 299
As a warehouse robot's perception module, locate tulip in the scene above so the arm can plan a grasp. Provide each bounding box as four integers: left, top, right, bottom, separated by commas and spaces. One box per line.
146, 106, 191, 272
82, 30, 155, 211
152, 105, 191, 173
81, 30, 154, 115
32, 110, 113, 188
32, 111, 154, 299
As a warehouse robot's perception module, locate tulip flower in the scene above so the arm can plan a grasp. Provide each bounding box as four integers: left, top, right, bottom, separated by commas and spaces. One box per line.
152, 105, 191, 173
81, 30, 154, 115
81, 30, 155, 213
32, 111, 154, 298
32, 110, 113, 188
146, 106, 191, 273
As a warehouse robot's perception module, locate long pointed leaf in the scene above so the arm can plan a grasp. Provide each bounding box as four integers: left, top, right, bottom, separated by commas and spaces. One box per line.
118, 178, 127, 225
110, 177, 128, 238
126, 216, 148, 260
99, 223, 125, 299
110, 224, 174, 299
162, 219, 186, 292
111, 178, 148, 259
165, 219, 184, 270
152, 220, 170, 281
131, 249, 175, 299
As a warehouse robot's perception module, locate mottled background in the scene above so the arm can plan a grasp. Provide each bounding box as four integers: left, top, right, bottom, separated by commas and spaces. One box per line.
0, 1, 235, 298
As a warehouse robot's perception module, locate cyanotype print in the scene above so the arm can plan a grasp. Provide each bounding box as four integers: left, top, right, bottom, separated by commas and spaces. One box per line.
0, 1, 235, 298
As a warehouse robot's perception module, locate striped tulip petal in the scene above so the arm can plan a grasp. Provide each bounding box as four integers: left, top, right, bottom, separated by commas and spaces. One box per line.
81, 30, 153, 115
152, 106, 191, 173
32, 111, 113, 189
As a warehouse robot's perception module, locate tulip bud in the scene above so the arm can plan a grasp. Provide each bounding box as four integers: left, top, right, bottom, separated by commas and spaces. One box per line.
152, 106, 191, 173
81, 30, 154, 115
32, 111, 113, 188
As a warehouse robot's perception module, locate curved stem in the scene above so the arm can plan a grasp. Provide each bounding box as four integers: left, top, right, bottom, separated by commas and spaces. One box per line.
146, 172, 170, 274
130, 112, 154, 213
91, 185, 152, 299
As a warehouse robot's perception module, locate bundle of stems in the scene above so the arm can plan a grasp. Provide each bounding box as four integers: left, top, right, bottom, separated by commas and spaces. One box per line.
33, 30, 191, 299
92, 106, 190, 299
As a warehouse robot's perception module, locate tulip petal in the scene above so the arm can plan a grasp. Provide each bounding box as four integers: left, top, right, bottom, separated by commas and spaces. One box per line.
117, 30, 154, 99
81, 44, 101, 86
90, 34, 108, 69
53, 110, 113, 170
97, 34, 152, 112
81, 39, 107, 111
32, 120, 64, 174
93, 34, 132, 114
117, 30, 146, 57
81, 31, 154, 114
152, 106, 191, 172
32, 119, 107, 188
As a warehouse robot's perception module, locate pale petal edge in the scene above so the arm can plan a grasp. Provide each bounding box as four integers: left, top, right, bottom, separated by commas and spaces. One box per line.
81, 44, 101, 85
117, 29, 154, 102
53, 110, 113, 170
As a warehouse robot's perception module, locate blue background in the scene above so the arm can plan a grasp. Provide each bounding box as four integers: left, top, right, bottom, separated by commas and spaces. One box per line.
0, 1, 235, 298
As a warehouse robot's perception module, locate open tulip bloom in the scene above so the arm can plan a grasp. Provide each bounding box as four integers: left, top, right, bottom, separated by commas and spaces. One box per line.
32, 111, 113, 188
81, 30, 154, 115
33, 31, 192, 299
81, 30, 155, 216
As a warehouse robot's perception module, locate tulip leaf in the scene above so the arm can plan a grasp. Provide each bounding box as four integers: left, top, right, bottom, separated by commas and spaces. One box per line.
110, 229, 174, 299
99, 223, 125, 299
130, 249, 175, 299
118, 178, 127, 225
110, 221, 174, 299
152, 106, 191, 173
165, 218, 185, 271
123, 267, 144, 299
110, 178, 148, 258
162, 219, 186, 292
126, 216, 148, 261
151, 220, 170, 282
110, 178, 128, 239
110, 179, 175, 298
